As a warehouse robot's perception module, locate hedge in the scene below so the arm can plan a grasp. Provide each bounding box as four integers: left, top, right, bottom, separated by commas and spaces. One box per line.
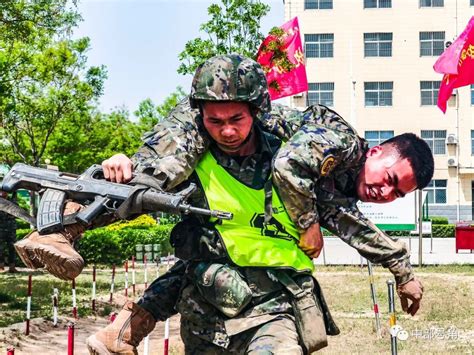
78, 225, 174, 265
430, 216, 449, 225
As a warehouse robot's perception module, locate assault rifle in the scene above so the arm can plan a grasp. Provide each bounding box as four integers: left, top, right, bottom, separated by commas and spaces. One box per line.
1, 163, 233, 234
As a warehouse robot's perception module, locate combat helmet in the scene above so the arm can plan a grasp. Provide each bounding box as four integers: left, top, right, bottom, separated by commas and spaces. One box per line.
189, 54, 271, 116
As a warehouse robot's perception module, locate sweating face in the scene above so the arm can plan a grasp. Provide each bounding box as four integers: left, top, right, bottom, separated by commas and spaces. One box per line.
356, 145, 417, 203
202, 101, 254, 154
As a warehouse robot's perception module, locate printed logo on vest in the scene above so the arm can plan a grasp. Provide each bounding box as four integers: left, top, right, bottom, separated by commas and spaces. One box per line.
250, 213, 294, 241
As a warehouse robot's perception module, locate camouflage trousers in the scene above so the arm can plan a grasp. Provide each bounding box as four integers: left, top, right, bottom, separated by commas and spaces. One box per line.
181, 314, 302, 355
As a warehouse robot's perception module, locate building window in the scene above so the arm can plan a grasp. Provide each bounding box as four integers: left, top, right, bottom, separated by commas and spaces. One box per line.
421, 130, 446, 154
471, 85, 474, 104
307, 83, 334, 106
425, 180, 447, 204
420, 0, 444, 7
471, 0, 474, 6
364, 33, 393, 57
305, 0, 333, 9
364, 0, 392, 8
365, 131, 394, 148
420, 81, 441, 105
420, 31, 445, 56
305, 34, 334, 58
471, 130, 474, 155
364, 82, 393, 106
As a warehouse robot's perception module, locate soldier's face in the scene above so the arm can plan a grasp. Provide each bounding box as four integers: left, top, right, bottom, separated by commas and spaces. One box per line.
356, 145, 417, 203
202, 101, 254, 154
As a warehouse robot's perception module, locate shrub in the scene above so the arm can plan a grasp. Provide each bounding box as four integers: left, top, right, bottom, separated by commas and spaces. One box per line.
430, 216, 449, 225
16, 228, 32, 239
432, 224, 455, 238
78, 224, 174, 265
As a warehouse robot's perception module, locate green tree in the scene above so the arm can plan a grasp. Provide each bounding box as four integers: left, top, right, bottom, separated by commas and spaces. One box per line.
0, 1, 107, 167
45, 108, 143, 173
177, 0, 270, 75
134, 87, 187, 131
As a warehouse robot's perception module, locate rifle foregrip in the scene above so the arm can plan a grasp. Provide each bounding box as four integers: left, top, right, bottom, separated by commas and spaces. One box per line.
37, 189, 66, 234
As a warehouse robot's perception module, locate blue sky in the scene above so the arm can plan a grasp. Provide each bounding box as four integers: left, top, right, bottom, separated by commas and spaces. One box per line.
74, 0, 285, 113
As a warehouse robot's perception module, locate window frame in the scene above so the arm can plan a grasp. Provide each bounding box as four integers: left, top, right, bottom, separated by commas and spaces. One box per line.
307, 82, 335, 107
364, 32, 393, 57
424, 179, 447, 205
305, 33, 334, 58
364, 130, 395, 148
421, 130, 446, 155
364, 81, 393, 107
364, 0, 392, 8
420, 81, 441, 106
304, 0, 333, 10
419, 0, 444, 7
419, 31, 445, 56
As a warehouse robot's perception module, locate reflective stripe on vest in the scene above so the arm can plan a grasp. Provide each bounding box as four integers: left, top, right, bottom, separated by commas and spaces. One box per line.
195, 151, 314, 272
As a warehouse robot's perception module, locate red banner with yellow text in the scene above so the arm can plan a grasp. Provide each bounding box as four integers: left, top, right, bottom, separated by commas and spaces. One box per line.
257, 17, 308, 101
434, 16, 474, 113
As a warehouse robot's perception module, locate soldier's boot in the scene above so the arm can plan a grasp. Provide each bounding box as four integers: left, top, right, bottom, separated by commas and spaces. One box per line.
8, 263, 17, 273
86, 301, 156, 355
14, 202, 86, 280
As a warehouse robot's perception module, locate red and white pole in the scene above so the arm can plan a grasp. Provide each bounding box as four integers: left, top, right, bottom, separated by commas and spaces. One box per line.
52, 288, 59, 327
6, 347, 14, 355
164, 318, 170, 355
124, 260, 129, 297
92, 265, 97, 312
72, 279, 77, 319
367, 261, 381, 338
67, 322, 75, 355
143, 335, 150, 355
110, 264, 116, 303
144, 254, 148, 289
132, 256, 136, 296
25, 273, 32, 335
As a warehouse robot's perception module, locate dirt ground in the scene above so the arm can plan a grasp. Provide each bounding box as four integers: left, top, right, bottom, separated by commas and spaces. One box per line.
1, 268, 473, 355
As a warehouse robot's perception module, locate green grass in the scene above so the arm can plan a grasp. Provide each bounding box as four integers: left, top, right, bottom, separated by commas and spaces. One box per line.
0, 263, 168, 327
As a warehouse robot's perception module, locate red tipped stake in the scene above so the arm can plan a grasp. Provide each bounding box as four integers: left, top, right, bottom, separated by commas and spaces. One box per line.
72, 279, 77, 319
132, 256, 136, 296
124, 260, 129, 297
92, 265, 97, 312
67, 322, 75, 355
6, 346, 15, 355
110, 264, 116, 303
25, 273, 32, 335
144, 254, 148, 289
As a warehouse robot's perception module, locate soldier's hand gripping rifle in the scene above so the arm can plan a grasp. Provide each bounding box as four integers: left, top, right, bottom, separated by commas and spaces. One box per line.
1, 163, 233, 234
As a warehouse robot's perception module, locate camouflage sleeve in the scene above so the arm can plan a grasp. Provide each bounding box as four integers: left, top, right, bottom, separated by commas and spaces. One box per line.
131, 98, 210, 191
261, 103, 358, 142
273, 123, 365, 231
319, 205, 414, 285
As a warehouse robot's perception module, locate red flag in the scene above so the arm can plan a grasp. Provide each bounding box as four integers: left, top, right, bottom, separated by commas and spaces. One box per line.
257, 17, 308, 101
434, 16, 474, 113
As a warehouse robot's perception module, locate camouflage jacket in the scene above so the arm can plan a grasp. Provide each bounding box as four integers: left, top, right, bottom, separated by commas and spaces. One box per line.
131, 99, 413, 285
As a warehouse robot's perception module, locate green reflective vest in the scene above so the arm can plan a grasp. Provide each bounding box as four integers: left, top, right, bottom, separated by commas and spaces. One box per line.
195, 151, 314, 272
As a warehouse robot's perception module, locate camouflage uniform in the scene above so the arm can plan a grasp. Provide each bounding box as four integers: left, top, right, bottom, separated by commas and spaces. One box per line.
136, 124, 335, 353
133, 100, 413, 285
0, 197, 17, 267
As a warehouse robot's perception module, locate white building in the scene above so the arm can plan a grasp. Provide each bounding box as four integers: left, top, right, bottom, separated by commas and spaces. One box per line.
284, 0, 474, 222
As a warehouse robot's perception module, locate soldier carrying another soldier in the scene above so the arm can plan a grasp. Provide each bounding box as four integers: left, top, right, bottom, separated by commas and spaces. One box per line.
14, 54, 433, 354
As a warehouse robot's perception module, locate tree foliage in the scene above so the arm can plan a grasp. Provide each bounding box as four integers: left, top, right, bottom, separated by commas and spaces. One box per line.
177, 0, 270, 75
134, 87, 186, 131
0, 0, 106, 167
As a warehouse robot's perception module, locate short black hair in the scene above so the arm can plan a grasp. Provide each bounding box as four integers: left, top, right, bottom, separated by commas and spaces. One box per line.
381, 133, 434, 190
